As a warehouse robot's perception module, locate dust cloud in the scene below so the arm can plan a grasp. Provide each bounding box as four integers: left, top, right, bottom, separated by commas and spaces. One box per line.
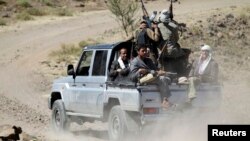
116, 70, 250, 141
134, 74, 250, 141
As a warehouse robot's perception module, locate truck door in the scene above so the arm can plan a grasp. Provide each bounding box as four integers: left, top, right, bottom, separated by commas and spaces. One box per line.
73, 50, 108, 116
72, 50, 94, 114
87, 50, 108, 115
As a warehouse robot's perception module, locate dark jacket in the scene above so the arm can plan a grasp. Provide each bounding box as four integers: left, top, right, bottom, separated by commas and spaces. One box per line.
127, 28, 161, 59
130, 56, 157, 82
109, 60, 130, 81
189, 58, 219, 83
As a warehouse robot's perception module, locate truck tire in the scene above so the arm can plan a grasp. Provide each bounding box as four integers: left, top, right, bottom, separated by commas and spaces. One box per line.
51, 100, 70, 132
108, 105, 128, 141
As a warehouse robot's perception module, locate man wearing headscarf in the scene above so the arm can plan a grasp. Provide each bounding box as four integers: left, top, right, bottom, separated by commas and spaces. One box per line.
158, 9, 179, 46
157, 9, 185, 74
187, 44, 219, 102
109, 48, 130, 82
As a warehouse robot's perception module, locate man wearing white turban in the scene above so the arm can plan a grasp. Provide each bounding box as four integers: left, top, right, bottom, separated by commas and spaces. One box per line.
187, 44, 219, 102
157, 9, 185, 75
158, 9, 179, 46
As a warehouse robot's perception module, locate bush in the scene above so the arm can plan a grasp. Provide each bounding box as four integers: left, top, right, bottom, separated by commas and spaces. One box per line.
16, 11, 33, 21
0, 18, 6, 26
27, 8, 46, 16
49, 39, 100, 64
38, 0, 54, 7
79, 38, 99, 47
55, 8, 73, 16
0, 0, 7, 5
106, 0, 138, 36
17, 0, 32, 8
49, 44, 81, 63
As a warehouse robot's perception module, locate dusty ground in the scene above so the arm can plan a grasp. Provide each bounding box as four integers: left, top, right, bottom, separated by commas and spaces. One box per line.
0, 0, 250, 140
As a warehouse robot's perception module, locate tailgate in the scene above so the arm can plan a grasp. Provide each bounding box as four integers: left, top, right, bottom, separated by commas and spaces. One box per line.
140, 85, 161, 108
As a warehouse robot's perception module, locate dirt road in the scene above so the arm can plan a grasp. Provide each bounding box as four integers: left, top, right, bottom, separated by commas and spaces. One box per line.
0, 0, 249, 140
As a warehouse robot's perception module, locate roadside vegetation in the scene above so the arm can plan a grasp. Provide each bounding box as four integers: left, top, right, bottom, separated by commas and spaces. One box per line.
49, 38, 100, 64
0, 17, 6, 25
106, 0, 139, 36
40, 38, 100, 77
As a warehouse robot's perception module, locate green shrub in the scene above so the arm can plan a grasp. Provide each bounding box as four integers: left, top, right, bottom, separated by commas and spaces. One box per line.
49, 39, 100, 64
79, 38, 99, 47
238, 13, 249, 25
0, 0, 7, 5
27, 8, 46, 16
38, 0, 53, 7
17, 0, 32, 8
16, 11, 33, 21
49, 44, 81, 63
55, 8, 73, 16
0, 18, 6, 26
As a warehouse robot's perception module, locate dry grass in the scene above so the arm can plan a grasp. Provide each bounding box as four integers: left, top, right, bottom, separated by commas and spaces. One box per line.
54, 8, 73, 16
16, 11, 34, 21
0, 18, 6, 26
26, 7, 47, 16
44, 39, 100, 77
16, 0, 32, 8
78, 38, 100, 47
49, 44, 81, 64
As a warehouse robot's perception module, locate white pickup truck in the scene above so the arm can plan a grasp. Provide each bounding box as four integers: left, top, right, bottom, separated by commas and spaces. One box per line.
48, 41, 221, 140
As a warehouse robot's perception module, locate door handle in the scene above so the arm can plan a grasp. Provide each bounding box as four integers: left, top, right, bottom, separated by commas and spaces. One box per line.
100, 84, 103, 87
82, 84, 86, 86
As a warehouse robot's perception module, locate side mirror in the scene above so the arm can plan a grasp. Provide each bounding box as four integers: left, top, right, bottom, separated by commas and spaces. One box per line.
67, 64, 76, 79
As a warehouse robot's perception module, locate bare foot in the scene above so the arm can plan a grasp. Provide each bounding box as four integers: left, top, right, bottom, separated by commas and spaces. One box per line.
161, 97, 170, 110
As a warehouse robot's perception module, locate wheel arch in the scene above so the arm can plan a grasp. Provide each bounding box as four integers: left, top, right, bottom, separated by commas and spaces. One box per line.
103, 97, 120, 121
50, 92, 62, 109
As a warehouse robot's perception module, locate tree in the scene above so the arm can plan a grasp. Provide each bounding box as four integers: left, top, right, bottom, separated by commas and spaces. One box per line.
106, 0, 138, 36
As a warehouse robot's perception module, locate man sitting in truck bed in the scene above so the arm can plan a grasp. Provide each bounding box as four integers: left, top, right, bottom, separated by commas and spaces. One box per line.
130, 44, 171, 109
109, 47, 130, 82
187, 44, 219, 102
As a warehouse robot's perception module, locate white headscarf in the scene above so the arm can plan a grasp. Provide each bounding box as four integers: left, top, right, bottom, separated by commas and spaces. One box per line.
198, 44, 212, 75
159, 9, 170, 23
118, 57, 126, 69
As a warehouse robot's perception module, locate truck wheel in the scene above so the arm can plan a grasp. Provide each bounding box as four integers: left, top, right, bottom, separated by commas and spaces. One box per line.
51, 100, 70, 132
108, 105, 128, 141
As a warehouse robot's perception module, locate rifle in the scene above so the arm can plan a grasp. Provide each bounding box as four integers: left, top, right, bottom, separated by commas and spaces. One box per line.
169, 0, 174, 20
139, 0, 151, 27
